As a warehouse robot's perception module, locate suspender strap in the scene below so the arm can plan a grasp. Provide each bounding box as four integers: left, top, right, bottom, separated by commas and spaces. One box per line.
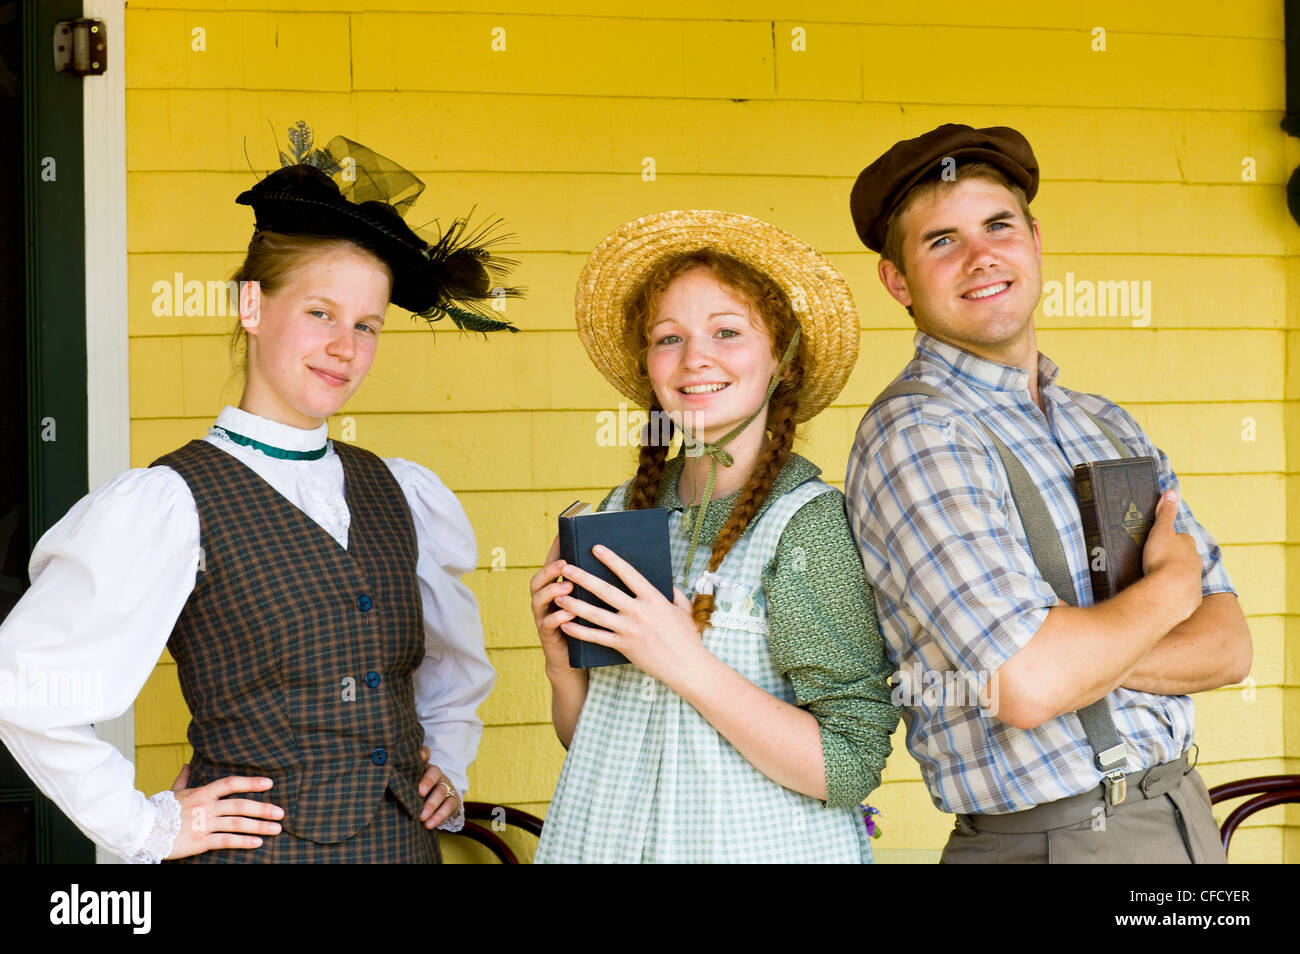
870, 379, 1130, 787
1086, 415, 1128, 460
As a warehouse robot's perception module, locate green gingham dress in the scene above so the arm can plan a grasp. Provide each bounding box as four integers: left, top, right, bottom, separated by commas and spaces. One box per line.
535, 466, 876, 864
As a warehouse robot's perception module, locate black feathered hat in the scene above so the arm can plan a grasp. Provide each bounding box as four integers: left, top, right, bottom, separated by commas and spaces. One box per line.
237, 123, 521, 333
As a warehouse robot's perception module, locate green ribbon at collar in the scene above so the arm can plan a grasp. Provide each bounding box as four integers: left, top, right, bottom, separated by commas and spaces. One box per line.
211, 425, 329, 461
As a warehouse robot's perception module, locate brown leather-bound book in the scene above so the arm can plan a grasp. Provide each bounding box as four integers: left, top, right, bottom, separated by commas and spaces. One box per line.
1073, 457, 1161, 603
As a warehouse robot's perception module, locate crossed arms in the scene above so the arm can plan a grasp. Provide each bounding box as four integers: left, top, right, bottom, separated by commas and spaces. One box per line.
995, 505, 1251, 730
849, 402, 1252, 733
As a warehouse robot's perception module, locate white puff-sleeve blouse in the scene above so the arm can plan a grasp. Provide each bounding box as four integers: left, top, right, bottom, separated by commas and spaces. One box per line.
0, 406, 495, 862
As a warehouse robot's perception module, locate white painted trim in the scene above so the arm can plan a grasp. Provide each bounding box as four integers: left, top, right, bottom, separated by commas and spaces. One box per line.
81, 0, 130, 864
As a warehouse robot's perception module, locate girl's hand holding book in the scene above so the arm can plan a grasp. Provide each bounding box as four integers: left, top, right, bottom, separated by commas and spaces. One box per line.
530, 535, 580, 673
554, 544, 704, 687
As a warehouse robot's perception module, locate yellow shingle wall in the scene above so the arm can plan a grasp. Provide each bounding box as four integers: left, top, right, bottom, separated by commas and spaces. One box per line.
124, 1, 1295, 863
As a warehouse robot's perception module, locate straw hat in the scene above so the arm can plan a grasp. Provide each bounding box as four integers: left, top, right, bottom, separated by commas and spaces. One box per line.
574, 210, 859, 424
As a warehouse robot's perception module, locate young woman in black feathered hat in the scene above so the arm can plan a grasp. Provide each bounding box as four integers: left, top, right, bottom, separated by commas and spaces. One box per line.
0, 124, 518, 862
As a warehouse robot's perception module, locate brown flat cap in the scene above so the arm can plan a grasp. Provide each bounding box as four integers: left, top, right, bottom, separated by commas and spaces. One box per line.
849, 124, 1039, 253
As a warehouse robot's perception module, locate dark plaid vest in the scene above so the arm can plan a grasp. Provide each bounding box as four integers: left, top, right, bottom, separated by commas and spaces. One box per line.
153, 439, 427, 845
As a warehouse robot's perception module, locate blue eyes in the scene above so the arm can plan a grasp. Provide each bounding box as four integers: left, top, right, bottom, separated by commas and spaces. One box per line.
929, 222, 1012, 249
309, 309, 377, 334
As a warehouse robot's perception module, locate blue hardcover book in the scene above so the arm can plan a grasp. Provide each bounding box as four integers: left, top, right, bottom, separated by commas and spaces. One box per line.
557, 501, 673, 668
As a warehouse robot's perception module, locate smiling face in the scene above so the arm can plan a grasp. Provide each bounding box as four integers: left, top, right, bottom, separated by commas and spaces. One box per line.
238, 244, 391, 429
879, 176, 1043, 366
644, 266, 781, 445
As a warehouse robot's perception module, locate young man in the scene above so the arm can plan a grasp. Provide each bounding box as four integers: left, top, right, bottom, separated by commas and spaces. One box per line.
844, 124, 1252, 863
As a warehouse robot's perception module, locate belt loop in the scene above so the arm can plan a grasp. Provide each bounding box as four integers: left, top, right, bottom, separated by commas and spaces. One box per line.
1139, 766, 1159, 797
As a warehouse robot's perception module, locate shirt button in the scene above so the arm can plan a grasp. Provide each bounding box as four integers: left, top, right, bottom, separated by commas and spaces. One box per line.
370, 747, 388, 766
364, 670, 380, 688
356, 594, 373, 612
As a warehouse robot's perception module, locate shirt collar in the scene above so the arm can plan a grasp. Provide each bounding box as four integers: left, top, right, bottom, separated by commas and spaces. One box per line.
653, 449, 823, 545
913, 331, 1061, 394
214, 405, 330, 456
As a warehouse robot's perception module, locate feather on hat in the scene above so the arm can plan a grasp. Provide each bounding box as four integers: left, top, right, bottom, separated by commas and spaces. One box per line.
237, 122, 522, 334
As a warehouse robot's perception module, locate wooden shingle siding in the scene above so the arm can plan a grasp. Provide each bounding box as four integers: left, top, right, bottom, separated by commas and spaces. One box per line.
124, 1, 1296, 862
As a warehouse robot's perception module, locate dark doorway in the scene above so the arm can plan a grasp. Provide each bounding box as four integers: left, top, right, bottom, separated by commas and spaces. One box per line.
0, 0, 37, 868
0, 0, 95, 864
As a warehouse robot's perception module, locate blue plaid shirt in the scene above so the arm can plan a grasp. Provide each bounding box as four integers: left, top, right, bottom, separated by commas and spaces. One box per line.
845, 332, 1235, 815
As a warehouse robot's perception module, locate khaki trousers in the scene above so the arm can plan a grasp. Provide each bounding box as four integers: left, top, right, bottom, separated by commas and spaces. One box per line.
941, 767, 1227, 864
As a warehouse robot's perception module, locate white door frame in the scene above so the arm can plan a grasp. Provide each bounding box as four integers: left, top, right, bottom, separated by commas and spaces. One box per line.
81, 0, 131, 864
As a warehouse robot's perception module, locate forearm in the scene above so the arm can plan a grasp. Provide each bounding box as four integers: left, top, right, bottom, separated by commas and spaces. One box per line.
1119, 593, 1252, 695
414, 650, 496, 798
996, 565, 1196, 728
674, 652, 827, 801
761, 489, 898, 806
0, 720, 164, 861
545, 664, 589, 749
414, 661, 495, 799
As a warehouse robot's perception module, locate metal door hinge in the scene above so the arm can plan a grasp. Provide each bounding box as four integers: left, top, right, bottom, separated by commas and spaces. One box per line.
54, 19, 106, 76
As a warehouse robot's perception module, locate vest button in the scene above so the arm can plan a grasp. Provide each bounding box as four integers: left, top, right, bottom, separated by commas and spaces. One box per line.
364, 670, 381, 688
370, 747, 388, 766
356, 594, 373, 612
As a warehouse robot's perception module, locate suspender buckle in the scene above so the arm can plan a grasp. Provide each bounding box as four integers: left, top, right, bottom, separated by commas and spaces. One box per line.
1095, 743, 1128, 805
1104, 770, 1127, 806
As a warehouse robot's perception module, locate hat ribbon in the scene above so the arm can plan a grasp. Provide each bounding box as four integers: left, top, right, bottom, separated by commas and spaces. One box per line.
678, 325, 800, 592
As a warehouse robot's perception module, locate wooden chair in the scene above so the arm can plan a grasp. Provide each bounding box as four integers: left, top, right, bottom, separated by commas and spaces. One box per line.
452, 802, 545, 864
1207, 775, 1300, 855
